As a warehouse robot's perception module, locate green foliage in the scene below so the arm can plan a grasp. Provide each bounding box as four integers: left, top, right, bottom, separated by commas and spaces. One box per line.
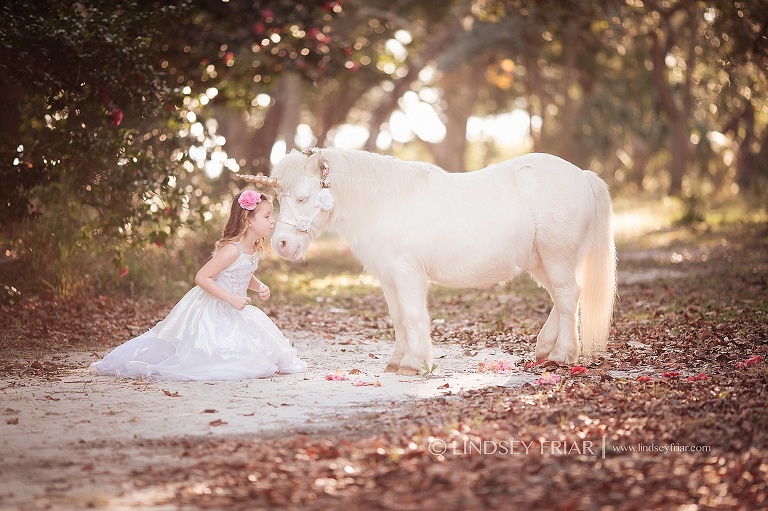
0, 1, 189, 226
0, 0, 208, 296
162, 0, 356, 101
422, 362, 439, 378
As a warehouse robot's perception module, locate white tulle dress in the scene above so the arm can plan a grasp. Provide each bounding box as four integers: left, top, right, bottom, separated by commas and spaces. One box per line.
91, 242, 307, 381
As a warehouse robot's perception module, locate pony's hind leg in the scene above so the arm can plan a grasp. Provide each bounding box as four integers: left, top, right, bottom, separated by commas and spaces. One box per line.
536, 309, 559, 362
385, 337, 407, 373
380, 282, 407, 372
530, 264, 559, 361
533, 257, 581, 364
547, 280, 581, 363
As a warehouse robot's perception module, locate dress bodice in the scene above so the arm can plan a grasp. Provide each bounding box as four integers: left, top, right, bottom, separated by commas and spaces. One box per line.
212, 242, 259, 296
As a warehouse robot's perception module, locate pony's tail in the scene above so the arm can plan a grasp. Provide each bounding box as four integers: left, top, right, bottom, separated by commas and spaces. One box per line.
579, 172, 617, 358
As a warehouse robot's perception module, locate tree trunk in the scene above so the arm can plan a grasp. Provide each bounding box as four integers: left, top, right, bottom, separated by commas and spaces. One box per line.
648, 5, 698, 195
555, 30, 584, 165
430, 64, 480, 172
525, 54, 544, 153
313, 83, 361, 147
0, 82, 24, 154
668, 119, 689, 194
277, 71, 301, 153
735, 103, 755, 189
214, 105, 259, 169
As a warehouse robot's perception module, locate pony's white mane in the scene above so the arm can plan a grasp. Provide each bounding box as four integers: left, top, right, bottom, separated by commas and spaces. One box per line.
322, 148, 445, 209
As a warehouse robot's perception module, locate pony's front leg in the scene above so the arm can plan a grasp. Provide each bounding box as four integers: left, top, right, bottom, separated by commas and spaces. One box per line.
392, 275, 432, 376
380, 281, 407, 372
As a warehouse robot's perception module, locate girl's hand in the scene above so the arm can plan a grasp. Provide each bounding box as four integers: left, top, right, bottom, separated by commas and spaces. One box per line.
229, 295, 252, 310
257, 284, 270, 301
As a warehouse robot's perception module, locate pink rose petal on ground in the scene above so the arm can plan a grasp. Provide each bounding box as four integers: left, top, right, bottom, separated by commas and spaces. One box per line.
736, 355, 763, 369
687, 373, 709, 382
569, 366, 588, 376
662, 371, 680, 379
532, 372, 561, 386
484, 359, 515, 372
524, 361, 538, 369
636, 375, 653, 382
325, 371, 347, 381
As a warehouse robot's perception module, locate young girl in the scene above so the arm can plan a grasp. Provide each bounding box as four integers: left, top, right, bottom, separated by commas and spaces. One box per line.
91, 189, 307, 380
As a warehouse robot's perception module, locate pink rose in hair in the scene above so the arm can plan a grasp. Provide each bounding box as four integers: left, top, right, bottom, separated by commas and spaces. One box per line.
238, 190, 261, 210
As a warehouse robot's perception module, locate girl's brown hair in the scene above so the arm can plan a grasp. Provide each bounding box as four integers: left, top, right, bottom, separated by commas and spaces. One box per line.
214, 191, 272, 256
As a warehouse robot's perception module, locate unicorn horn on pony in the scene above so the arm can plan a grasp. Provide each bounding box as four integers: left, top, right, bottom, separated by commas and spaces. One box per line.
236, 174, 280, 188
240, 147, 617, 376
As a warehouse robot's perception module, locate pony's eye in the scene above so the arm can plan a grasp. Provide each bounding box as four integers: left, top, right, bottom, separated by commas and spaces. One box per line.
296, 196, 309, 204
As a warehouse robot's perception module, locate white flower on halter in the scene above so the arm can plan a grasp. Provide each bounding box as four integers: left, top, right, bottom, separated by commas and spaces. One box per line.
295, 215, 313, 232
315, 188, 335, 211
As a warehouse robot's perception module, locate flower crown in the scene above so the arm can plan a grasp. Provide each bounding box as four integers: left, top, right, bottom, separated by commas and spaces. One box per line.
238, 189, 262, 210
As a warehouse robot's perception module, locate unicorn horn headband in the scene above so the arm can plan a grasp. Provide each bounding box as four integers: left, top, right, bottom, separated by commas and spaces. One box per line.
236, 174, 280, 187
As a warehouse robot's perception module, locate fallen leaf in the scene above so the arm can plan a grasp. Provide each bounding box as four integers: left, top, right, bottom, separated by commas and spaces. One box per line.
162, 389, 181, 397
352, 380, 382, 387
209, 419, 227, 427
6, 418, 19, 425
202, 409, 217, 413
349, 368, 361, 374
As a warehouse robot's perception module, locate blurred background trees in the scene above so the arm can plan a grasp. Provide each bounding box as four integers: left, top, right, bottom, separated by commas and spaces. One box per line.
1, 0, 766, 300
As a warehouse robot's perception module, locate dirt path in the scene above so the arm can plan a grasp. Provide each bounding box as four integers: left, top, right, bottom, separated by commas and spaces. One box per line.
1, 333, 538, 510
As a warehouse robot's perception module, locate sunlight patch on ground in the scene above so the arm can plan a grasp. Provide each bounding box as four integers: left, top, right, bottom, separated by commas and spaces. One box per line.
307, 273, 380, 290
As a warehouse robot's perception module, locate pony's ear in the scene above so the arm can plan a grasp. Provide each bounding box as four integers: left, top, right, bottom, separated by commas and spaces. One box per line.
305, 149, 324, 176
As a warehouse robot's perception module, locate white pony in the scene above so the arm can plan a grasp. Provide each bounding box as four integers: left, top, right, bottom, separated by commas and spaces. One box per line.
240, 148, 616, 375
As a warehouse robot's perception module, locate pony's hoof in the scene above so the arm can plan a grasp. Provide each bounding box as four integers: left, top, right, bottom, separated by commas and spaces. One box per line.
547, 350, 577, 364
396, 366, 420, 376
384, 363, 400, 373
535, 346, 554, 362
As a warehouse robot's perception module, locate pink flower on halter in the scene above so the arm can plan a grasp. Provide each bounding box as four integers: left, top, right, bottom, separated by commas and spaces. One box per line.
238, 190, 261, 210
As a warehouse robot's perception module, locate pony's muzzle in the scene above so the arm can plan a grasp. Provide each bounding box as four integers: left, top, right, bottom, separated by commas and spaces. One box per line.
271, 232, 304, 261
